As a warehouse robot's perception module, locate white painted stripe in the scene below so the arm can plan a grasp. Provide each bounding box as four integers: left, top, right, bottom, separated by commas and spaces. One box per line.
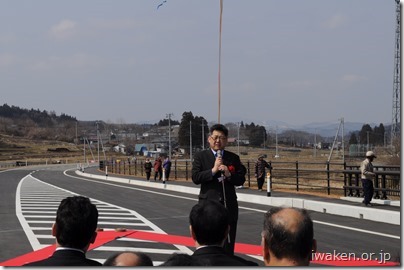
97, 222, 149, 226
99, 212, 136, 216
35, 235, 55, 239
117, 238, 156, 243
239, 206, 400, 240
313, 220, 400, 240
24, 215, 55, 218
97, 216, 139, 220
69, 170, 401, 241
21, 207, 58, 210
95, 246, 180, 254
16, 175, 43, 251
22, 211, 56, 214
26, 221, 54, 224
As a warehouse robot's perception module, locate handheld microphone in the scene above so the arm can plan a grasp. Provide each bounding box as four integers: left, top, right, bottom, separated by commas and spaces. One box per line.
216, 151, 224, 175
216, 150, 230, 244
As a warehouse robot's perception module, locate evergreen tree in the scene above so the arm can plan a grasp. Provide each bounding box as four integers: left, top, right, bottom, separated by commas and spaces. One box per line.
349, 132, 358, 145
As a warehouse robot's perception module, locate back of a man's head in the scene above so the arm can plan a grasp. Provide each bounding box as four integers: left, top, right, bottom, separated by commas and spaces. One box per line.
189, 200, 229, 246
103, 251, 153, 266
161, 253, 206, 266
55, 196, 98, 250
262, 207, 315, 266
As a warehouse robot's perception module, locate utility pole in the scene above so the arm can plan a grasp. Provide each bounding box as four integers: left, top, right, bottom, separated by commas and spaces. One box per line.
237, 122, 240, 156
96, 121, 100, 163
275, 126, 279, 158
341, 118, 345, 162
314, 129, 317, 158
189, 121, 193, 161
201, 120, 205, 149
391, 0, 401, 146
367, 131, 370, 151
166, 113, 173, 160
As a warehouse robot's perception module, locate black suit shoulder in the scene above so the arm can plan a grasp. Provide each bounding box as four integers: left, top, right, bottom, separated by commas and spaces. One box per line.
192, 246, 258, 266
24, 250, 102, 266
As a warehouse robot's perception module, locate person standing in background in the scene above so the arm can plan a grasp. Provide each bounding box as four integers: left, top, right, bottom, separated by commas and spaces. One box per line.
144, 158, 152, 181
360, 151, 377, 207
255, 155, 272, 191
153, 156, 162, 181
163, 156, 172, 181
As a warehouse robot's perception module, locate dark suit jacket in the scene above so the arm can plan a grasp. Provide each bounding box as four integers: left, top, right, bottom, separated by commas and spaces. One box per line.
192, 149, 246, 204
192, 246, 258, 266
192, 149, 247, 255
24, 249, 102, 266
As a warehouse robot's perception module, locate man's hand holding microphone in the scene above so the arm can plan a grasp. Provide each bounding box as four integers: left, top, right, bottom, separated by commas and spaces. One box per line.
212, 151, 231, 180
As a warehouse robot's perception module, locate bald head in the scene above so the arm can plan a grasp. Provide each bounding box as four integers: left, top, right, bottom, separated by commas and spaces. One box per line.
272, 208, 304, 233
103, 251, 153, 266
262, 207, 315, 266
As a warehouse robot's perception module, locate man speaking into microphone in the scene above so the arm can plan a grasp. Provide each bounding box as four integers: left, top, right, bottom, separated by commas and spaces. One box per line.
192, 124, 246, 255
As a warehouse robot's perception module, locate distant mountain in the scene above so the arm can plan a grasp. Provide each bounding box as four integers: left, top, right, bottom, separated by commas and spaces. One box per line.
221, 117, 388, 138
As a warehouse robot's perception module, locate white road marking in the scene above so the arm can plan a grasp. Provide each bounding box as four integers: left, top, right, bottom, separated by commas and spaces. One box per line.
15, 173, 194, 263
65, 170, 401, 240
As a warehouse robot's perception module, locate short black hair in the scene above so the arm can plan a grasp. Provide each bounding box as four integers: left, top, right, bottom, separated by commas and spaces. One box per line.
55, 196, 98, 249
262, 207, 313, 261
103, 251, 153, 266
160, 253, 206, 266
209, 124, 229, 137
189, 200, 229, 245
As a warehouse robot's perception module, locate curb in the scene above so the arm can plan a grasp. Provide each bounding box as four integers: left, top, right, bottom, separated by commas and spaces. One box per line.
76, 170, 400, 226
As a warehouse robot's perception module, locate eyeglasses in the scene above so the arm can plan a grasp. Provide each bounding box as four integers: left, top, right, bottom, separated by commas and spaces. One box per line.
210, 135, 227, 141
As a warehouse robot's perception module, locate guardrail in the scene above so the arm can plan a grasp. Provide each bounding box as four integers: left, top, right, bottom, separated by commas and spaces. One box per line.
102, 159, 400, 199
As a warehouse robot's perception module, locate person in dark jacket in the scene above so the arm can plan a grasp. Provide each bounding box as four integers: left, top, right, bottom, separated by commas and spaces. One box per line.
24, 196, 100, 266
144, 158, 152, 181
192, 124, 246, 255
255, 155, 272, 191
189, 200, 258, 266
153, 156, 162, 181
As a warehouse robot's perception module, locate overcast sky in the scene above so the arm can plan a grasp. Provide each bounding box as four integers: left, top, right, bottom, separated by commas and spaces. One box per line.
0, 0, 397, 126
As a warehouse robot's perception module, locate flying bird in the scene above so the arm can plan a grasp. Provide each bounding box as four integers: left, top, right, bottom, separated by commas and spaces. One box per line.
157, 0, 167, 10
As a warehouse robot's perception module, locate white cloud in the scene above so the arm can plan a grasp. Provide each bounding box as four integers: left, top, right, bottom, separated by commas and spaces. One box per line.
49, 20, 78, 40
30, 54, 102, 71
0, 53, 16, 68
281, 80, 320, 90
322, 14, 348, 29
89, 18, 141, 30
0, 34, 16, 45
341, 74, 366, 83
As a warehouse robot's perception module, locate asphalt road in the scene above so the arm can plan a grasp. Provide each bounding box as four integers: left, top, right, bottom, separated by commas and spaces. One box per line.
0, 165, 401, 266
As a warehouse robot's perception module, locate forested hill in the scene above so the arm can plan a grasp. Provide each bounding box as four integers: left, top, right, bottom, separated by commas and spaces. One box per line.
0, 104, 77, 126
0, 104, 78, 141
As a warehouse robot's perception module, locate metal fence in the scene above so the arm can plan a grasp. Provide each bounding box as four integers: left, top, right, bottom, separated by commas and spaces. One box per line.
102, 159, 401, 199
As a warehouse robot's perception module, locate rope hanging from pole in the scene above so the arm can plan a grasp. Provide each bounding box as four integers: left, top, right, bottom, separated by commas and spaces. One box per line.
218, 0, 223, 124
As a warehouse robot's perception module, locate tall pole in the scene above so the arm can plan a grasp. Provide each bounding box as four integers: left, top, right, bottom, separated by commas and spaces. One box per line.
237, 122, 240, 156
189, 121, 193, 161
341, 118, 345, 162
275, 126, 279, 158
367, 131, 370, 151
201, 121, 205, 149
218, 0, 223, 123
166, 113, 173, 160
391, 0, 401, 146
314, 129, 317, 158
96, 121, 100, 163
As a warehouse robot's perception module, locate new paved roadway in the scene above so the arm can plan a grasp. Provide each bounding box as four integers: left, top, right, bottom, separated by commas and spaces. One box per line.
0, 164, 401, 266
